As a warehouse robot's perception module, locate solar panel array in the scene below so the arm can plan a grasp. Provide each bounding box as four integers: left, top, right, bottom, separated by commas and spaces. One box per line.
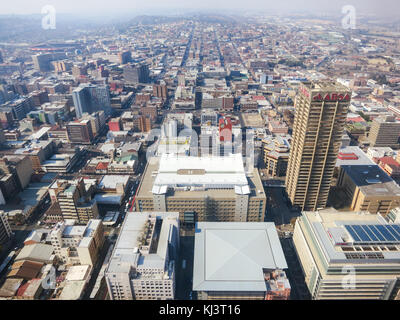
344, 224, 400, 244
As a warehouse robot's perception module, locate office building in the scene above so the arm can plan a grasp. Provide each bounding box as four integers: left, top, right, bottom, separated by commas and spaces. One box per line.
14, 140, 55, 171
337, 165, 400, 215
193, 222, 290, 300
153, 84, 168, 100
81, 111, 106, 137
49, 178, 99, 224
105, 212, 179, 300
32, 53, 66, 72
293, 209, 400, 299
123, 63, 149, 84
118, 51, 131, 65
262, 136, 290, 177
0, 211, 12, 245
285, 81, 351, 211
72, 84, 111, 119
66, 120, 94, 144
50, 219, 104, 266
368, 116, 400, 148
135, 154, 266, 223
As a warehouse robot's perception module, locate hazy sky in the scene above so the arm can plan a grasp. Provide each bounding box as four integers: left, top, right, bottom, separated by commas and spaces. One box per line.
0, 0, 398, 17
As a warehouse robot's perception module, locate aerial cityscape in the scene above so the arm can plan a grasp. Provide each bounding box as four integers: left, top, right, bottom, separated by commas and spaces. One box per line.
1, 0, 400, 306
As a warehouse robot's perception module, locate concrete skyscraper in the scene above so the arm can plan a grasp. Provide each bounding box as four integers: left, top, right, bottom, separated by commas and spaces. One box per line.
285, 81, 351, 211
72, 84, 111, 119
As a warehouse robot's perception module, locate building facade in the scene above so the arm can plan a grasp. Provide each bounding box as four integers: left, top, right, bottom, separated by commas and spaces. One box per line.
105, 212, 179, 300
135, 154, 266, 223
293, 209, 400, 299
285, 81, 351, 211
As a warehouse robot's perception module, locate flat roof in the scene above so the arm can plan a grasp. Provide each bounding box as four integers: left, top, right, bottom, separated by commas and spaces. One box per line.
106, 212, 179, 275
193, 222, 287, 292
153, 154, 248, 189
98, 175, 129, 190
341, 164, 400, 196
300, 210, 400, 265
65, 265, 91, 282
137, 155, 266, 200
59, 280, 86, 300
336, 146, 375, 167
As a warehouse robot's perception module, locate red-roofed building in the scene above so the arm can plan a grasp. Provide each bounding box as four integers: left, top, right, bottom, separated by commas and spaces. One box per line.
108, 118, 122, 132
96, 162, 109, 174
378, 157, 400, 178
252, 95, 266, 101
346, 116, 365, 123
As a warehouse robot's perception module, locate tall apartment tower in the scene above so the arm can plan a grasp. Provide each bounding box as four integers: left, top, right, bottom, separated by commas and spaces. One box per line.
0, 211, 12, 245
285, 81, 351, 211
368, 115, 400, 148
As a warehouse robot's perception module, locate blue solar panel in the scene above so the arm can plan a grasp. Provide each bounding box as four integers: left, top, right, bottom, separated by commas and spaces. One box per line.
361, 225, 379, 242
344, 224, 400, 243
386, 225, 400, 241
345, 225, 361, 242
352, 225, 372, 242
391, 225, 400, 237
368, 225, 387, 242
375, 225, 396, 241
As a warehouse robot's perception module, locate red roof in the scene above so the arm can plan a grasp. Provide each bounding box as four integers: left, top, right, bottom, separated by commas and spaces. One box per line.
338, 152, 359, 160
346, 116, 365, 123
253, 95, 266, 101
16, 282, 29, 297
96, 162, 109, 170
379, 157, 400, 167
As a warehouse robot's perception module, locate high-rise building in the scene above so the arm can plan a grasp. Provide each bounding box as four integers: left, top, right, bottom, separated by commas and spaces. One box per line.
66, 120, 94, 144
118, 51, 131, 65
153, 84, 168, 99
368, 116, 400, 148
123, 63, 150, 84
293, 209, 400, 300
49, 178, 99, 224
105, 212, 179, 300
0, 50, 3, 64
32, 53, 66, 72
193, 222, 290, 300
285, 81, 351, 211
72, 84, 111, 119
50, 219, 104, 266
81, 111, 105, 138
0, 211, 12, 245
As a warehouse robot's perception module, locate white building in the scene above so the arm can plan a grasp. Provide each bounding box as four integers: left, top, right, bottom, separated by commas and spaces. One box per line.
105, 212, 179, 300
293, 209, 400, 300
50, 219, 104, 266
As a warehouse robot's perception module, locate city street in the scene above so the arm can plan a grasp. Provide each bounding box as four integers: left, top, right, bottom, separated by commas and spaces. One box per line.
175, 236, 195, 300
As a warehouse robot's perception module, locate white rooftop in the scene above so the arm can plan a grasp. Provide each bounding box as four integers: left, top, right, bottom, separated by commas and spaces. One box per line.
65, 265, 91, 282
193, 222, 288, 292
98, 175, 129, 190
336, 146, 375, 167
153, 154, 248, 190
